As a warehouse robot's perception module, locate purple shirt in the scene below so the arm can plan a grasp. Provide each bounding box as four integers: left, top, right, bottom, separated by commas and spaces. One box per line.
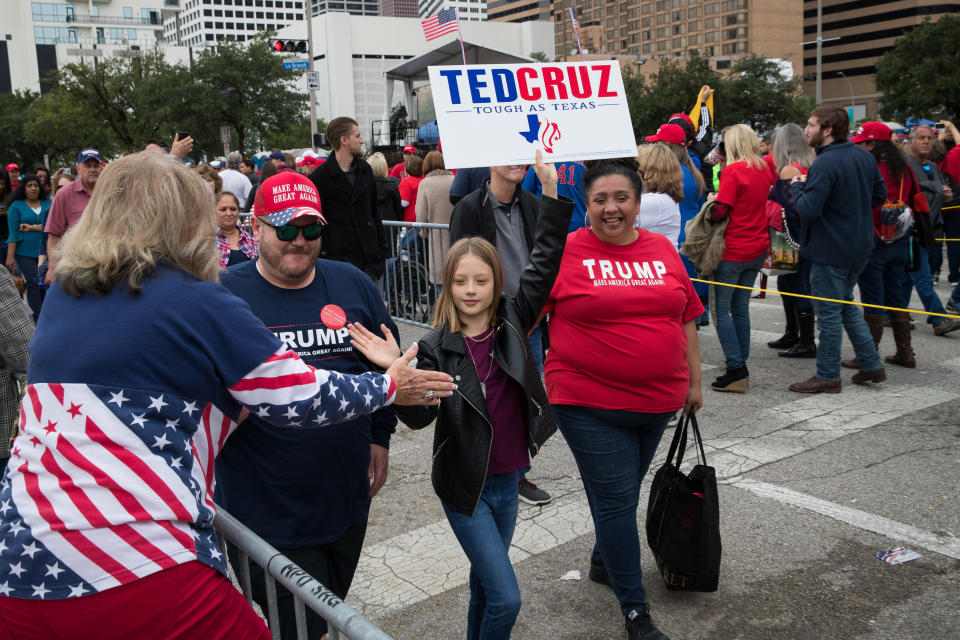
44, 179, 92, 236
464, 329, 529, 475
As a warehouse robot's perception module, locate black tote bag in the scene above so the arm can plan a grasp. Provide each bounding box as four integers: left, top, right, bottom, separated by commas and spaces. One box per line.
645, 412, 721, 592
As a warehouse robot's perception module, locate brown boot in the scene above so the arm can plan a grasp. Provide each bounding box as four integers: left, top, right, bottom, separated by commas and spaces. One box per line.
843, 314, 884, 369
789, 376, 842, 394
852, 367, 887, 385
885, 311, 916, 367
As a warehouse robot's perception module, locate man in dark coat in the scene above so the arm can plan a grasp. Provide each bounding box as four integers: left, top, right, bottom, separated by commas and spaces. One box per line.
308, 117, 387, 281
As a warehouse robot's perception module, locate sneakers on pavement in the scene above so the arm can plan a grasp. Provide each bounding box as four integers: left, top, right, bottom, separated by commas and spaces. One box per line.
518, 477, 551, 505
625, 610, 669, 640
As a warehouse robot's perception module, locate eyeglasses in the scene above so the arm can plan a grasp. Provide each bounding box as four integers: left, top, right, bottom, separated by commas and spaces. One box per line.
260, 220, 324, 242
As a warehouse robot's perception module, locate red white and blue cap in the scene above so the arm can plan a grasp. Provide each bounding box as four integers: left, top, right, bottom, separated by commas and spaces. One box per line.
252, 172, 326, 226
76, 148, 102, 163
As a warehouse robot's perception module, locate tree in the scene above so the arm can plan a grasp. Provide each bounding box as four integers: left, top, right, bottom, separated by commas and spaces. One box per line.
0, 91, 46, 168
49, 52, 188, 154
876, 15, 960, 121
23, 88, 114, 167
190, 35, 308, 155
719, 55, 812, 132
529, 51, 550, 63
624, 51, 722, 140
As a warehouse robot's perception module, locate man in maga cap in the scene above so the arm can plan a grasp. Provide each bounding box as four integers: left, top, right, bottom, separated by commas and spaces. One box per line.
43, 148, 103, 285
216, 171, 400, 640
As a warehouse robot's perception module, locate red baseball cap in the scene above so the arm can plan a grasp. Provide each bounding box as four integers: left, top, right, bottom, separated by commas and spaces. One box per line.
252, 172, 326, 226
850, 122, 892, 143
6, 163, 19, 172
669, 113, 694, 127
645, 123, 686, 145
403, 145, 415, 154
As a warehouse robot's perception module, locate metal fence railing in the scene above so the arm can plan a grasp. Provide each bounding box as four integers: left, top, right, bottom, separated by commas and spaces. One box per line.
214, 505, 393, 640
381, 220, 450, 328
233, 215, 450, 328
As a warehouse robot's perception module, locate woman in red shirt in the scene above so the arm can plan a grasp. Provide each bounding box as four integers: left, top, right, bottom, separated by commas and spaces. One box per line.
544, 161, 703, 640
850, 122, 927, 369
708, 124, 774, 391
397, 155, 424, 223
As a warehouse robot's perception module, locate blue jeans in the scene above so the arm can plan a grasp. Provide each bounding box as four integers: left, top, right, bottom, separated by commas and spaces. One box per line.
527, 326, 543, 376
930, 212, 960, 281
809, 262, 883, 381
901, 249, 949, 327
859, 236, 909, 315
714, 255, 765, 370
442, 469, 526, 640
14, 255, 43, 324
553, 405, 672, 617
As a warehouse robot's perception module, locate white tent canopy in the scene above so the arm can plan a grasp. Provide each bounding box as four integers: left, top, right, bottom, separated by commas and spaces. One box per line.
380, 41, 532, 144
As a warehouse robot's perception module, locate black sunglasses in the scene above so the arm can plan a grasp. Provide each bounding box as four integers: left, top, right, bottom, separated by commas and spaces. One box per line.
260, 220, 324, 242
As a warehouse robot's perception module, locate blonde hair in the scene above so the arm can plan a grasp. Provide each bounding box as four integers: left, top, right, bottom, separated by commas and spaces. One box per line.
662, 141, 705, 198
637, 144, 684, 203
433, 237, 503, 334
367, 152, 389, 178
56, 151, 220, 296
196, 163, 222, 193
723, 124, 765, 171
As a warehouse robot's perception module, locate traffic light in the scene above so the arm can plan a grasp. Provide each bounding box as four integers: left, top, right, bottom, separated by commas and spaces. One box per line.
271, 40, 307, 54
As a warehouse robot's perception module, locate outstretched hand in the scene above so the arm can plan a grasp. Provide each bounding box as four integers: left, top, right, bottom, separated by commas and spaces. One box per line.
386, 343, 457, 406
532, 148, 558, 199
348, 322, 402, 369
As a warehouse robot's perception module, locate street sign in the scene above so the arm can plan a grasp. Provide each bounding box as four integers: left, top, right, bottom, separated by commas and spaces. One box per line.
306, 70, 320, 91
283, 60, 309, 70
219, 125, 231, 143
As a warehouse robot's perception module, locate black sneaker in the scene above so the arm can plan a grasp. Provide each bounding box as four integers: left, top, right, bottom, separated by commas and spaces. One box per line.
625, 610, 669, 640
518, 477, 551, 505
589, 556, 612, 588
947, 299, 959, 314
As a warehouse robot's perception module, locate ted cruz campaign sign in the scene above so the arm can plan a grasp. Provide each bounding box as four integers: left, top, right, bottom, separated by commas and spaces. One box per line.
428, 61, 637, 169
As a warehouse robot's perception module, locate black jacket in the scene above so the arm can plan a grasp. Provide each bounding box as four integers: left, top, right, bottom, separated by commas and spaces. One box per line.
449, 180, 541, 249
309, 157, 388, 278
394, 194, 573, 516
375, 176, 404, 222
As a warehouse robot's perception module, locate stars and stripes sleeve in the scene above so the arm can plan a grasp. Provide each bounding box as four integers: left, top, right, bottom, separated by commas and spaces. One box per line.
228, 347, 397, 427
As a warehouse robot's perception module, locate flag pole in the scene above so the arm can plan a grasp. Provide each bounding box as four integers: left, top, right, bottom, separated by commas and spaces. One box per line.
456, 10, 467, 65
570, 8, 584, 62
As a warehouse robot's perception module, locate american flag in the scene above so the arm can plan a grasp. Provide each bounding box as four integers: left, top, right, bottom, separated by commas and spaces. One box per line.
0, 348, 395, 599
422, 8, 459, 42
572, 17, 581, 32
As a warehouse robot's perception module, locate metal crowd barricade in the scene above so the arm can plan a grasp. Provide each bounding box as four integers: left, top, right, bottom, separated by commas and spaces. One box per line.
214, 506, 393, 640
381, 220, 450, 328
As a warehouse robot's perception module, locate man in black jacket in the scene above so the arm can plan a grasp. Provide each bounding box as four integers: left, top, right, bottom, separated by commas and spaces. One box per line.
308, 117, 387, 281
449, 164, 553, 506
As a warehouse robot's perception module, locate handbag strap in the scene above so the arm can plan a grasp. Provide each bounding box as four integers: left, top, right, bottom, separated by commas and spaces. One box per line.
667, 412, 708, 468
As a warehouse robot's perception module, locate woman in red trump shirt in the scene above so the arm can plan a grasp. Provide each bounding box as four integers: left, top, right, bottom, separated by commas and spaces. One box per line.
544, 161, 703, 640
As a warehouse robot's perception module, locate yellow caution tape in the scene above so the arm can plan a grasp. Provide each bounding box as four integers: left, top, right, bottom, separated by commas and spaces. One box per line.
691, 278, 960, 320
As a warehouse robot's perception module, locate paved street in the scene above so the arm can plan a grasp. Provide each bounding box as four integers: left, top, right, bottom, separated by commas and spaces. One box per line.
351, 283, 960, 639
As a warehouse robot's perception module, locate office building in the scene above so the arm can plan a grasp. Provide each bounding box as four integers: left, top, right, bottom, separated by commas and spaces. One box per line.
552, 0, 803, 76
802, 0, 958, 120
488, 0, 551, 24
417, 0, 486, 22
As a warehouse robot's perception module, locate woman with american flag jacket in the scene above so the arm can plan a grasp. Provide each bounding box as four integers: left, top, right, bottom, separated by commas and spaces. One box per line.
0, 152, 455, 639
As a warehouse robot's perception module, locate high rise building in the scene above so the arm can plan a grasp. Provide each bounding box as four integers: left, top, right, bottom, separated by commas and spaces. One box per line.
417, 0, 486, 22
382, 0, 418, 18
802, 0, 957, 120
552, 1, 803, 76
488, 0, 551, 24
3, 0, 173, 93
166, 0, 311, 47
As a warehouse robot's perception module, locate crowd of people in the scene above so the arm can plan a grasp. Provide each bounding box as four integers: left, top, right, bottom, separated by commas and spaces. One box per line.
0, 95, 958, 640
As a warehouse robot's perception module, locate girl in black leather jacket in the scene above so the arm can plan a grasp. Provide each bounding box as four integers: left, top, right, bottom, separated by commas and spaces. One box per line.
348, 151, 572, 639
